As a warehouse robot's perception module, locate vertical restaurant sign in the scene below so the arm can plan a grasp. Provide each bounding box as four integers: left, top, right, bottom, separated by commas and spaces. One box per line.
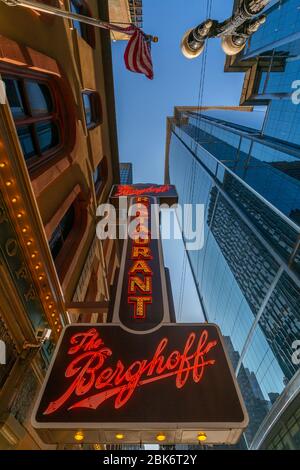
111, 186, 178, 333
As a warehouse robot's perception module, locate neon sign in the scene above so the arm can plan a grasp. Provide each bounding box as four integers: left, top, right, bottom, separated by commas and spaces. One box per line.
114, 185, 172, 197
128, 197, 153, 320
110, 184, 178, 207
33, 324, 248, 436
109, 185, 178, 330
32, 183, 248, 445
112, 195, 167, 331
43, 327, 217, 414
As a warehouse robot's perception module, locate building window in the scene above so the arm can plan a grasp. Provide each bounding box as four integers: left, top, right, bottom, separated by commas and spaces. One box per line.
4, 76, 62, 169
93, 157, 107, 196
82, 91, 102, 128
49, 204, 75, 260
93, 165, 101, 185
46, 188, 89, 281
70, 0, 95, 48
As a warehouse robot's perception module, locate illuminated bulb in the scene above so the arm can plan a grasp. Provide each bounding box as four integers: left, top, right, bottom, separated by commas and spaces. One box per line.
45, 295, 50, 300
22, 228, 27, 233
51, 313, 55, 318
11, 197, 17, 203
6, 181, 12, 187
197, 433, 207, 442
74, 431, 84, 442
48, 304, 53, 309
156, 433, 166, 442
31, 253, 36, 259
27, 240, 32, 246
56, 328, 60, 333
17, 212, 22, 219
35, 264, 40, 270
0, 162, 6, 168
38, 275, 43, 281
115, 433, 124, 440
54, 321, 58, 325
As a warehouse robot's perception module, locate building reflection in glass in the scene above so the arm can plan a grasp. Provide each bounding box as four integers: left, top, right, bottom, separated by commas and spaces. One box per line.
168, 127, 300, 448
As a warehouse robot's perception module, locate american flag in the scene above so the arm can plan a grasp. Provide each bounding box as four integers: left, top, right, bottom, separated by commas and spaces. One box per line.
124, 27, 154, 80
104, 24, 154, 80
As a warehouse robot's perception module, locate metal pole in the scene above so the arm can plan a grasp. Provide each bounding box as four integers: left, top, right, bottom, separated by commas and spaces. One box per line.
0, 0, 125, 31
1, 0, 158, 41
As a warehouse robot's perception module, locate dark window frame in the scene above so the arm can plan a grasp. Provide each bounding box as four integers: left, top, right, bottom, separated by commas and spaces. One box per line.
94, 157, 108, 197
49, 204, 76, 260
82, 90, 103, 129
48, 191, 89, 281
70, 0, 96, 48
3, 70, 66, 174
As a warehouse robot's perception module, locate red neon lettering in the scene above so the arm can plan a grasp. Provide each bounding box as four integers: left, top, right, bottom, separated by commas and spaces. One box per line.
43, 328, 217, 414
115, 185, 171, 197
136, 197, 150, 204
128, 295, 152, 318
131, 246, 153, 260
129, 260, 153, 275
135, 204, 149, 218
134, 224, 150, 238
128, 276, 152, 295
127, 196, 153, 321
133, 238, 150, 246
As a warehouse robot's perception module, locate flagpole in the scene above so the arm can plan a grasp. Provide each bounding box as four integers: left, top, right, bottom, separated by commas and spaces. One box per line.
0, 0, 158, 39
1, 0, 113, 27
0, 0, 157, 78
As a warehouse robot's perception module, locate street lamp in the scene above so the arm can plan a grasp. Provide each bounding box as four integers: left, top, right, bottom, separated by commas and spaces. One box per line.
181, 0, 270, 58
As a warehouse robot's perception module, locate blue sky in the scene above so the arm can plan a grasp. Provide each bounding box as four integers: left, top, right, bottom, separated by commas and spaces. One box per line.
112, 0, 244, 183
111, 0, 246, 322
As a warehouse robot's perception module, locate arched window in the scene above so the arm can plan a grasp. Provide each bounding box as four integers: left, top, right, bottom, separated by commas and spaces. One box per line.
3, 75, 64, 172
70, 0, 95, 48
82, 91, 102, 129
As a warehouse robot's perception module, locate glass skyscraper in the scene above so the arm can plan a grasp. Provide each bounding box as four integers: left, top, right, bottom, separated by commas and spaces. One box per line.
165, 0, 300, 449
119, 162, 133, 184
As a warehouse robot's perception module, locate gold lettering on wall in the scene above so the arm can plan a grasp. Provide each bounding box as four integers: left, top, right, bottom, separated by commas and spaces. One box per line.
15, 263, 28, 280
24, 285, 37, 302
5, 238, 18, 257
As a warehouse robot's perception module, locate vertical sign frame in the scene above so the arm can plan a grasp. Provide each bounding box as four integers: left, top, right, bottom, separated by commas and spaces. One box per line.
111, 193, 172, 333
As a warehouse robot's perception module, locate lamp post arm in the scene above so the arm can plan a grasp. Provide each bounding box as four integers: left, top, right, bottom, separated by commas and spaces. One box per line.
181, 0, 271, 59
216, 0, 270, 37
